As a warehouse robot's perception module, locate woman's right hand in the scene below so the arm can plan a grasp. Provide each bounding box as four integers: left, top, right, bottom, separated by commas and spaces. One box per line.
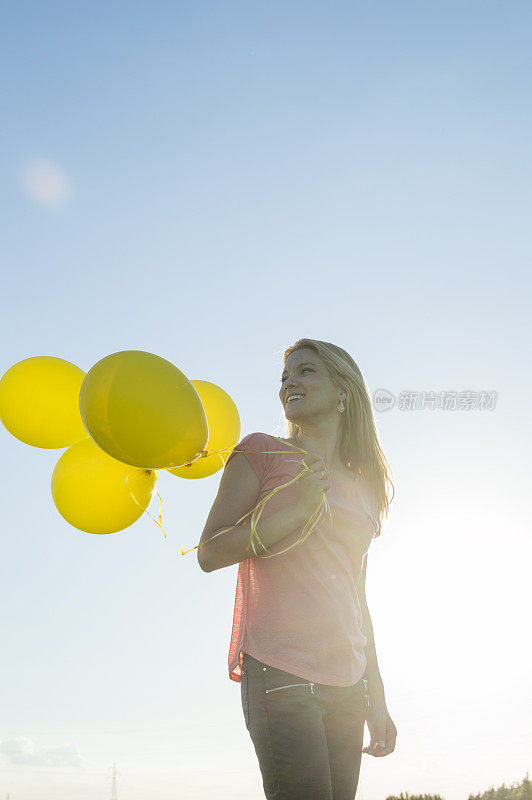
296, 452, 331, 516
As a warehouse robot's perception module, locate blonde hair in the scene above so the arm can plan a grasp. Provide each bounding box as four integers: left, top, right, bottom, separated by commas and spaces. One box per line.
280, 338, 394, 525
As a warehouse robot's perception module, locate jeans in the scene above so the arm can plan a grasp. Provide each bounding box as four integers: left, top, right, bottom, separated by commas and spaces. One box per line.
240, 652, 368, 800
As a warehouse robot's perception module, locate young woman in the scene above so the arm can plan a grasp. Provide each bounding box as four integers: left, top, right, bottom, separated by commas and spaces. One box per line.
197, 338, 397, 800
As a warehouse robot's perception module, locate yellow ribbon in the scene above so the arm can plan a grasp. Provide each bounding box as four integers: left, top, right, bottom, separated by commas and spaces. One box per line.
127, 437, 339, 559
180, 437, 334, 559
126, 467, 167, 538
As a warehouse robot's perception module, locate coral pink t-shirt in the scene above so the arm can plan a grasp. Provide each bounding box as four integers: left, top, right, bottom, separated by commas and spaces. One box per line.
226, 432, 381, 687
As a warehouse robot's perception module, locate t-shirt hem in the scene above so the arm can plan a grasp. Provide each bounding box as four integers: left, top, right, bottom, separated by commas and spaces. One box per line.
240, 647, 367, 687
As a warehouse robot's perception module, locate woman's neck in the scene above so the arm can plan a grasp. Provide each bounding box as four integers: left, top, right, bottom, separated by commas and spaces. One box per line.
290, 428, 344, 471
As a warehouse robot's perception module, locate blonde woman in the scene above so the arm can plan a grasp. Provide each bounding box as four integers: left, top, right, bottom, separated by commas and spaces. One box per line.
198, 338, 397, 800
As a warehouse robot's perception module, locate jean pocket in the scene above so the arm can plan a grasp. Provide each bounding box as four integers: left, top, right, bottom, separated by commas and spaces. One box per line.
264, 681, 315, 695
241, 669, 250, 730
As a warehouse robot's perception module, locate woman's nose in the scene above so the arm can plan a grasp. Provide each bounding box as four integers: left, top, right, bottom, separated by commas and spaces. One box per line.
284, 380, 299, 394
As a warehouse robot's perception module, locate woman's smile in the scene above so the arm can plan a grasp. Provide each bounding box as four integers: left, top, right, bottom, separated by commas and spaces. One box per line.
286, 394, 305, 405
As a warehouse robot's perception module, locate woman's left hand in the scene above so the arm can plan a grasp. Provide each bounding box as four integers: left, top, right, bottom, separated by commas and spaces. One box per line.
362, 698, 397, 757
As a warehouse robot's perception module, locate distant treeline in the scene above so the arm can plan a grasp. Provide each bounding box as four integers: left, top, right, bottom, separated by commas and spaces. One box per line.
468, 773, 531, 800
386, 794, 444, 800
385, 773, 531, 800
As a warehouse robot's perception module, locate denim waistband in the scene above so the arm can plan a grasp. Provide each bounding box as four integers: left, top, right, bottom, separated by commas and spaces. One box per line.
242, 652, 367, 692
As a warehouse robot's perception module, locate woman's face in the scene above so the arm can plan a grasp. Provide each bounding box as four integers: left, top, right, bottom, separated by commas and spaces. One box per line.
279, 348, 343, 423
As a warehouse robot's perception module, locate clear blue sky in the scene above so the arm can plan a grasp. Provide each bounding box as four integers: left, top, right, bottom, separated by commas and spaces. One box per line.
1, 2, 530, 798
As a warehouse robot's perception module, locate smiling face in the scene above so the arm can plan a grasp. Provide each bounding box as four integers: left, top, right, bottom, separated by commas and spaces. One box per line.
279, 347, 345, 422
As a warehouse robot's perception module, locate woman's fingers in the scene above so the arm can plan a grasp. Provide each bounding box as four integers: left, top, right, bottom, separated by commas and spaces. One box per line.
363, 743, 394, 757
302, 453, 328, 474
363, 719, 397, 757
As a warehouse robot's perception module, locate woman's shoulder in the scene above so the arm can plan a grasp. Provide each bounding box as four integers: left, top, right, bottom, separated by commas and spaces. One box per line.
231, 432, 300, 468
237, 431, 276, 446
232, 432, 307, 465
239, 431, 289, 446
230, 431, 283, 457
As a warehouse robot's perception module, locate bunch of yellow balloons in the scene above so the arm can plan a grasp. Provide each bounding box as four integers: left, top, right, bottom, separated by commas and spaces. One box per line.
0, 351, 241, 535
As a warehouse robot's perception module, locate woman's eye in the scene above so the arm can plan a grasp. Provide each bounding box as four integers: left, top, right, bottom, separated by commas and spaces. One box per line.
280, 368, 311, 383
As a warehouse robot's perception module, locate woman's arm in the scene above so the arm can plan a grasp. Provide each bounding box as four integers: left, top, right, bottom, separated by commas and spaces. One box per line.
357, 551, 398, 757
356, 553, 385, 703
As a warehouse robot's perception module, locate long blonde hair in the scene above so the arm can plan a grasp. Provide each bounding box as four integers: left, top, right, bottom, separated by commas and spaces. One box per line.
280, 338, 394, 524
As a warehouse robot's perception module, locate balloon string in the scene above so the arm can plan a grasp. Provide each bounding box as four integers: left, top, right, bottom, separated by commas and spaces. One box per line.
127, 450, 307, 548
125, 468, 168, 539
153, 470, 166, 539
128, 435, 359, 560
181, 436, 337, 560
137, 441, 312, 546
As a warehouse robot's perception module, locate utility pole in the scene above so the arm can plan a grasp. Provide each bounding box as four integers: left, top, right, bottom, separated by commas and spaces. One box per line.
110, 762, 118, 800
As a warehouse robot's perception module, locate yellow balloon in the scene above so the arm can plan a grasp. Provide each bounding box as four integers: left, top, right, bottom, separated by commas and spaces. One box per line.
167, 380, 240, 479
0, 356, 87, 448
79, 350, 208, 469
51, 438, 156, 534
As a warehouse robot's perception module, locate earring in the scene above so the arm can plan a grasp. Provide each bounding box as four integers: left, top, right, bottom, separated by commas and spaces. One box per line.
338, 399, 345, 413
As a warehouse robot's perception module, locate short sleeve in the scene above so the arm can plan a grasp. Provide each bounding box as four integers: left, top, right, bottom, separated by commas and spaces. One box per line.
225, 432, 273, 484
